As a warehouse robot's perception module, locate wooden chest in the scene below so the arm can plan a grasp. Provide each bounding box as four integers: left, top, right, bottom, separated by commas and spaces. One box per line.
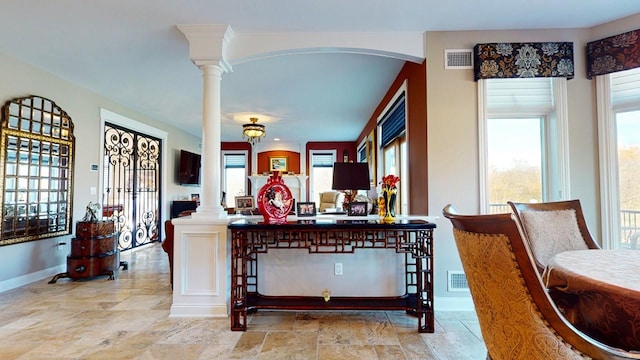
67, 252, 120, 279
68, 221, 119, 279
49, 220, 126, 283
69, 235, 118, 257
76, 221, 114, 239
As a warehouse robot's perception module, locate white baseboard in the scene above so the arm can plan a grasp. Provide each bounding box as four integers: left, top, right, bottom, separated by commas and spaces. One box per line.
434, 295, 475, 312
0, 264, 66, 293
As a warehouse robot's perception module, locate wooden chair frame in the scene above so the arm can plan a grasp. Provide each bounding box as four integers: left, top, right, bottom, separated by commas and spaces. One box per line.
508, 199, 600, 273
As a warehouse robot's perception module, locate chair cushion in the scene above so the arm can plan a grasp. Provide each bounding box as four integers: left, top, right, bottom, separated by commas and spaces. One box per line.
320, 192, 339, 203
520, 209, 590, 267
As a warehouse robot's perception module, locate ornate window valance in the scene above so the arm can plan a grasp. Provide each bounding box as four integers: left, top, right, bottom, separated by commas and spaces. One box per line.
474, 42, 574, 81
586, 29, 640, 79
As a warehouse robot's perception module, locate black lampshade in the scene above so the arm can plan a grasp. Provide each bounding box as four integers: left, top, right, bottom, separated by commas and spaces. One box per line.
331, 162, 371, 191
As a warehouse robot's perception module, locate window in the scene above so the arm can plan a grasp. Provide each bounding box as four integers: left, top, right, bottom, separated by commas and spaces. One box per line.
357, 142, 367, 163
486, 117, 543, 212
379, 86, 408, 214
479, 78, 569, 214
222, 152, 247, 203
383, 136, 407, 213
309, 151, 336, 205
1, 96, 74, 246
598, 67, 640, 249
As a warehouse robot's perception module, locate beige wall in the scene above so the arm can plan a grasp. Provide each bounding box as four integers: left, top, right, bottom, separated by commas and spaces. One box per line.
0, 52, 201, 287
425, 25, 620, 299
589, 13, 640, 39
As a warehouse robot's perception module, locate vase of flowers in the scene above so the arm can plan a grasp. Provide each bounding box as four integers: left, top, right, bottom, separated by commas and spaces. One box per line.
380, 174, 399, 222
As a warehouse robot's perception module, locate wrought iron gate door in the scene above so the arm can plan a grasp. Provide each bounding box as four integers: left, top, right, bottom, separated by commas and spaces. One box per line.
103, 123, 161, 251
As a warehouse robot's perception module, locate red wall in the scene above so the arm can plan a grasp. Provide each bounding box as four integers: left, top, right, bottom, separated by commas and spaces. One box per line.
257, 150, 301, 174
222, 142, 252, 171
222, 142, 252, 195
356, 60, 428, 215
304, 141, 358, 175
304, 141, 357, 199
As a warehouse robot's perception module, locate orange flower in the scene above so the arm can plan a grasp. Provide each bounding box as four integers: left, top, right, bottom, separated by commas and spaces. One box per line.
381, 174, 400, 189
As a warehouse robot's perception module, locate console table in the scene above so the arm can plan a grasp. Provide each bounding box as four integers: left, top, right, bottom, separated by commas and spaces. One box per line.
228, 218, 435, 333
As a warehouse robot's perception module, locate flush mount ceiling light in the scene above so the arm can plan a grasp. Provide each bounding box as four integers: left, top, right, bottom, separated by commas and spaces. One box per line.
242, 117, 266, 145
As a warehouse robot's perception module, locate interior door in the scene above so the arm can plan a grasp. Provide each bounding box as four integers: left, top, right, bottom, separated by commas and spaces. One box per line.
102, 122, 162, 250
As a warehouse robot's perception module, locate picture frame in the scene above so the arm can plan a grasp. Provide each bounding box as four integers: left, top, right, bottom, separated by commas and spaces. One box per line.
191, 193, 200, 205
235, 196, 255, 210
269, 156, 288, 172
366, 129, 377, 184
297, 202, 316, 217
348, 202, 368, 216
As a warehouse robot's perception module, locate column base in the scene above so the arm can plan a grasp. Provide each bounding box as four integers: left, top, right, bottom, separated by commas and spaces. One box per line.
170, 218, 229, 319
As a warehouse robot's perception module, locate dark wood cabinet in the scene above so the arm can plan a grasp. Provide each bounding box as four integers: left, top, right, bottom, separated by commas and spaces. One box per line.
49, 221, 127, 283
171, 200, 198, 218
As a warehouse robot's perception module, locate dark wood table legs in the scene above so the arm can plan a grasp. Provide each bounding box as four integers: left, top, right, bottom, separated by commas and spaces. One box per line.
229, 219, 435, 333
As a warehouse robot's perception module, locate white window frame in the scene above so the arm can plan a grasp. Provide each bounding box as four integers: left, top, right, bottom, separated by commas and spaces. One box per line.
308, 149, 337, 204
221, 150, 249, 199
357, 138, 367, 163
478, 78, 570, 213
596, 69, 640, 249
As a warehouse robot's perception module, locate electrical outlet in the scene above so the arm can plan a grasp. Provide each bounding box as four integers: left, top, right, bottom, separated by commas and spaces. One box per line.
334, 262, 343, 276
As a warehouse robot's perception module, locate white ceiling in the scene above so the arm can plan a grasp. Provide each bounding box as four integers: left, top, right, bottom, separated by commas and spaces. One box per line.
1, 1, 639, 143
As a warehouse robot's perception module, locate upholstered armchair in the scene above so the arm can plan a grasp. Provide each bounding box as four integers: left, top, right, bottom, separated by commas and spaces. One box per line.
442, 205, 639, 360
162, 220, 175, 287
318, 191, 345, 212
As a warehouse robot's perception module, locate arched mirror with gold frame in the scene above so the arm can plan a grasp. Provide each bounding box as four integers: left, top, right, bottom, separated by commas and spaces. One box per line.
0, 95, 75, 246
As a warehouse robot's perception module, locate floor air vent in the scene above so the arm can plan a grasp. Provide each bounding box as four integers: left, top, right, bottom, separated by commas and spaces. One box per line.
444, 49, 473, 69
448, 270, 469, 292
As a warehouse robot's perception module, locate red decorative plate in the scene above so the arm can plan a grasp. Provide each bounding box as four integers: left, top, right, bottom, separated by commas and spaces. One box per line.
257, 172, 293, 224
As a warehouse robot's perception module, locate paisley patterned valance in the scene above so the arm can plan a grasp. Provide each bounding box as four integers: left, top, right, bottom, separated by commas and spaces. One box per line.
586, 29, 640, 79
474, 42, 574, 81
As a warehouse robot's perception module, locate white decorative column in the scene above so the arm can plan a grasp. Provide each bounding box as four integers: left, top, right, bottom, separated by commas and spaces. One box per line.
198, 64, 226, 218
170, 24, 234, 318
178, 24, 233, 220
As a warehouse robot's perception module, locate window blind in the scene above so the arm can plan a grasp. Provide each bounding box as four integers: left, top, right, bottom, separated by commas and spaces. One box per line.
312, 153, 334, 167
357, 145, 366, 163
224, 154, 246, 168
486, 78, 553, 114
611, 67, 640, 110
380, 94, 406, 147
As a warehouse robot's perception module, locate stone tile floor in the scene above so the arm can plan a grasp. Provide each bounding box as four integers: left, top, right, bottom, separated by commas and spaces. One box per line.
0, 244, 486, 359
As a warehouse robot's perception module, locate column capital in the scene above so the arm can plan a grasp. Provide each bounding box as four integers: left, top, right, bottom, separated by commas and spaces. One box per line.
177, 24, 234, 72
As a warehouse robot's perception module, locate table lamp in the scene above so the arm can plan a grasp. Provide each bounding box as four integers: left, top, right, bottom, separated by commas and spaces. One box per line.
331, 162, 371, 211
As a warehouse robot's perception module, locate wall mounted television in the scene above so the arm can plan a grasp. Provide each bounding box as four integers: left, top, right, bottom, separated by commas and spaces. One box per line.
178, 149, 201, 185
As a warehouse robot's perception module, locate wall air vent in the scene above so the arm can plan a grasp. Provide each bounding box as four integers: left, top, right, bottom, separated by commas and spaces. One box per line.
447, 270, 469, 292
444, 49, 473, 69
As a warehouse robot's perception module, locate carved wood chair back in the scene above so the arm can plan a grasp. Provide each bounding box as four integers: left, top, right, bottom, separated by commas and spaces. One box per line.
508, 199, 600, 274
